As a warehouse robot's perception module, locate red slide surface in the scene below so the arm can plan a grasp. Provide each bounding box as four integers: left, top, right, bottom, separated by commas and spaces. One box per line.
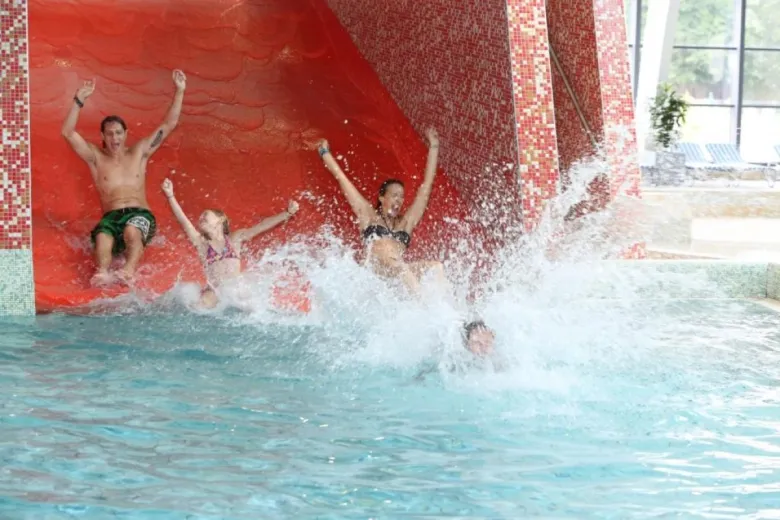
29, 0, 467, 313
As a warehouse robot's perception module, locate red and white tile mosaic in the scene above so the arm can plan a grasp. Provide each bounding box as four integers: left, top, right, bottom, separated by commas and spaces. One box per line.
545, 0, 644, 256
546, 0, 640, 196
0, 0, 32, 250
505, 0, 560, 229
546, 0, 603, 171
592, 0, 641, 199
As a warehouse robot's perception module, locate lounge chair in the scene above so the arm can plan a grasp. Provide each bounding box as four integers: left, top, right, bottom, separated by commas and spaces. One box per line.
705, 143, 776, 187
674, 142, 728, 186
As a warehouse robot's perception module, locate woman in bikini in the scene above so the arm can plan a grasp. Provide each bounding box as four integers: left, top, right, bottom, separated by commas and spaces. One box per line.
161, 178, 299, 309
316, 128, 444, 295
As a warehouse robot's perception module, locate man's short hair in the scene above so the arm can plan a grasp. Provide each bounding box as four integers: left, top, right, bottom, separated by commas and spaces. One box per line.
100, 115, 127, 133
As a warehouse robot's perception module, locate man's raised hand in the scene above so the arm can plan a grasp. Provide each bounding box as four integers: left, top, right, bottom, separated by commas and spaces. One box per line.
75, 79, 96, 103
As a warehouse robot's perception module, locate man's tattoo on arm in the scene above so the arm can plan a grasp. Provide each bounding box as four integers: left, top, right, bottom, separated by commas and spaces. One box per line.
150, 130, 164, 149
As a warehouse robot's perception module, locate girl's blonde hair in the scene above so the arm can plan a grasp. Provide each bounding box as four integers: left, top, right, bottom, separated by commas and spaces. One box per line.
203, 209, 230, 238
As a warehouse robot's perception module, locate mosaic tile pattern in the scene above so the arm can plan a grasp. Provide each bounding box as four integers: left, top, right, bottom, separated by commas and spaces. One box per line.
549, 63, 594, 176
592, 0, 641, 199
545, 0, 644, 257
592, 0, 644, 258
0, 250, 35, 315
505, 0, 560, 229
545, 0, 640, 193
324, 0, 561, 231
546, 0, 602, 171
0, 0, 32, 250
324, 0, 518, 206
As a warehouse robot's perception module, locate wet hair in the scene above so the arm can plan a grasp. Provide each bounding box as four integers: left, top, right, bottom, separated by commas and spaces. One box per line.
376, 179, 404, 212
100, 115, 128, 148
202, 209, 230, 239
463, 320, 489, 341
100, 115, 127, 134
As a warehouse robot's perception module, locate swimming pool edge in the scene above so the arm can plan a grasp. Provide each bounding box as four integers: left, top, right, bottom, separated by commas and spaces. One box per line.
2, 257, 779, 316
611, 259, 780, 303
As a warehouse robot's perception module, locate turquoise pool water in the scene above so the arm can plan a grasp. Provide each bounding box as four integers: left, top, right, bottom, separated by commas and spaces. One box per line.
1, 300, 780, 519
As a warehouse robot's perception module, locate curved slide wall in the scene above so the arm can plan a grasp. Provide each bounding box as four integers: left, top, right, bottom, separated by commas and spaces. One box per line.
28, 0, 469, 312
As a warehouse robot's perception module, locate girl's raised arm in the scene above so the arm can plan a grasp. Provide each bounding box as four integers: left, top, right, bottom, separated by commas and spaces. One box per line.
161, 178, 205, 253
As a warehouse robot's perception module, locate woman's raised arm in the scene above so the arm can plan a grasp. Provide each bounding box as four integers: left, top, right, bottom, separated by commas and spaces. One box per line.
318, 139, 375, 228
403, 128, 440, 232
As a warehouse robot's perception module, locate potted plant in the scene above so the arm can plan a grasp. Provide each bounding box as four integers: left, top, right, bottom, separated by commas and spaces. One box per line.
648, 83, 688, 185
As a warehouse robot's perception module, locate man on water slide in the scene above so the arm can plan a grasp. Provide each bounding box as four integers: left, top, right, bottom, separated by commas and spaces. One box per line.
61, 70, 187, 287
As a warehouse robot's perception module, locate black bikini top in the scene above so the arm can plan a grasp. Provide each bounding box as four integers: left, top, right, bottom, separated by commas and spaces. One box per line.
362, 224, 411, 248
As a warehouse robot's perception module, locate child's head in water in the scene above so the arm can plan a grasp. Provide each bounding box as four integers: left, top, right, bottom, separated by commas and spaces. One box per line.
463, 320, 496, 357
198, 209, 230, 240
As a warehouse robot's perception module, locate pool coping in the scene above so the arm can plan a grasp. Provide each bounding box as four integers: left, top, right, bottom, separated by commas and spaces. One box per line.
1, 256, 780, 316
604, 259, 772, 299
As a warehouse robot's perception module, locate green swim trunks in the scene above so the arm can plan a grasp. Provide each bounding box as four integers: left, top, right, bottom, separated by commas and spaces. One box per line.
90, 207, 157, 255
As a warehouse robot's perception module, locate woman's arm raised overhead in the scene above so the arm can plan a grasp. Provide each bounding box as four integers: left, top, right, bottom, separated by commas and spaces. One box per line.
403, 128, 440, 232
318, 139, 375, 228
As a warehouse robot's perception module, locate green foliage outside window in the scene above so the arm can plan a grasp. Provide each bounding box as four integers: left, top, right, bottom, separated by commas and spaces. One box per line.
649, 84, 689, 149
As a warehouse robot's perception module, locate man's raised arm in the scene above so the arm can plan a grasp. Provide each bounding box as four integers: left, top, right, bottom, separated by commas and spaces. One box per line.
61, 79, 98, 165
139, 69, 187, 158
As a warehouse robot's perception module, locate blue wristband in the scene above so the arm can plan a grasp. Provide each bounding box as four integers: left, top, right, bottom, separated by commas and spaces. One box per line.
318, 146, 330, 158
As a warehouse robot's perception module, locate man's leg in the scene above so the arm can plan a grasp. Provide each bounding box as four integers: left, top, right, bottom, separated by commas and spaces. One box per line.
91, 233, 115, 287
117, 225, 145, 283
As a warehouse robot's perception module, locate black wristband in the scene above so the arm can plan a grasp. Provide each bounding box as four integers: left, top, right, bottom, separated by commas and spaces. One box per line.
73, 96, 84, 108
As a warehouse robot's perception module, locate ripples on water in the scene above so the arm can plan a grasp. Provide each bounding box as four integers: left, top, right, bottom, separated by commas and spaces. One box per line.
2, 293, 780, 519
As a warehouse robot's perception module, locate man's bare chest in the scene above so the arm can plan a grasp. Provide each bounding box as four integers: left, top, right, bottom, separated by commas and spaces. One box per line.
95, 157, 145, 185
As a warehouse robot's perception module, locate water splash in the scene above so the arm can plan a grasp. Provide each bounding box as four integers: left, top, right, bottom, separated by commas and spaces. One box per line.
62, 127, 742, 399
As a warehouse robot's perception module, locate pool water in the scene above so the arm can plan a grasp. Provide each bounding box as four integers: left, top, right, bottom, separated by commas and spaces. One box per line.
2, 300, 780, 519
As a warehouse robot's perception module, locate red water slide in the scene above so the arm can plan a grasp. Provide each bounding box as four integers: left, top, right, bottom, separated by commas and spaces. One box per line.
28, 0, 467, 312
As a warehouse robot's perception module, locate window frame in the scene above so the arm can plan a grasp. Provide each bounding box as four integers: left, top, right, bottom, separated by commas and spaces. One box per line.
625, 0, 780, 146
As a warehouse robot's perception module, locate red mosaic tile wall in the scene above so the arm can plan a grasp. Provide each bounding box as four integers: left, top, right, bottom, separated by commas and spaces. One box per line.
505, 0, 560, 230
593, 0, 644, 257
546, 0, 644, 258
323, 0, 560, 232
549, 64, 594, 177
0, 0, 33, 250
546, 0, 640, 191
546, 0, 601, 173
592, 0, 641, 199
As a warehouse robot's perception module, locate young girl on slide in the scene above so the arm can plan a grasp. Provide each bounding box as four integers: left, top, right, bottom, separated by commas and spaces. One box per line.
161, 178, 299, 309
